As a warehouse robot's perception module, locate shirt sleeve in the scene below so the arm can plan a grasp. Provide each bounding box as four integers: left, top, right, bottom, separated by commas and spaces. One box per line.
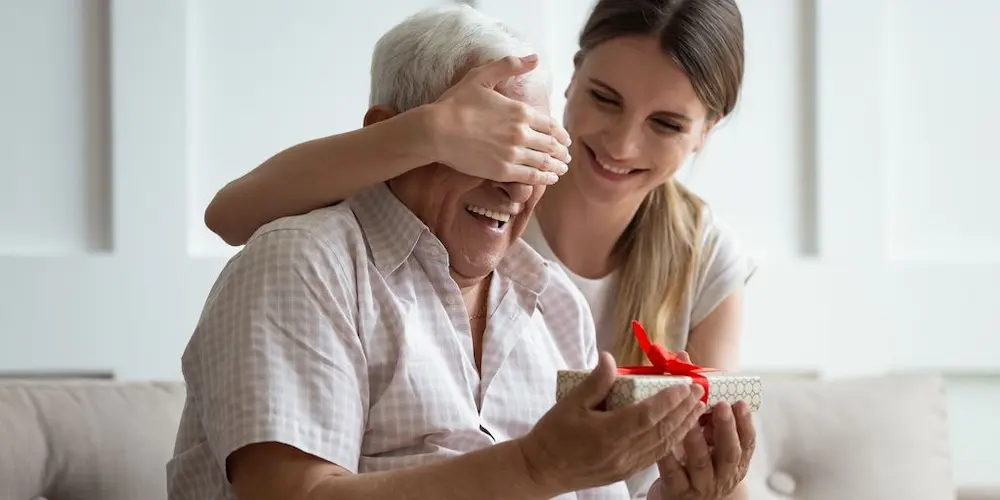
690, 211, 758, 328
181, 228, 369, 476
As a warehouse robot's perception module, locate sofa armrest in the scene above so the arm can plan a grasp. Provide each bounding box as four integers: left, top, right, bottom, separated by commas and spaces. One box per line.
959, 486, 1000, 500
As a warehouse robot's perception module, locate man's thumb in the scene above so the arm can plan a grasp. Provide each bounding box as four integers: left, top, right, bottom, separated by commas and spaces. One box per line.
567, 352, 618, 409
468, 54, 539, 87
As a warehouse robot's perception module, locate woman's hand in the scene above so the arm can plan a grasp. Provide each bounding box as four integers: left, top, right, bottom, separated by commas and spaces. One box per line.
517, 353, 706, 494
648, 349, 757, 500
427, 54, 572, 186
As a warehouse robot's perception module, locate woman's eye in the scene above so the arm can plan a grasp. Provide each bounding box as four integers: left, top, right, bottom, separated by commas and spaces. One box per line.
653, 119, 681, 132
590, 90, 616, 105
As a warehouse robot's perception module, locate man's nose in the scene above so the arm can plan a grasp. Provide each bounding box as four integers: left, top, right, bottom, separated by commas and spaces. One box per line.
492, 182, 534, 204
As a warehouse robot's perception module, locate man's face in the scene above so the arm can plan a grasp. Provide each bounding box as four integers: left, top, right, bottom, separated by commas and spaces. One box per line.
382, 79, 551, 288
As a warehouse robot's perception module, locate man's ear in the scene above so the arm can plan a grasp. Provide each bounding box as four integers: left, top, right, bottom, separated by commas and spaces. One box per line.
363, 105, 398, 127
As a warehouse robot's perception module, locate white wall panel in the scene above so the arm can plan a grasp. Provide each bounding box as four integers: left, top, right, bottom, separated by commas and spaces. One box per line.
188, 0, 454, 257
885, 0, 1000, 260
0, 0, 111, 255
0, 0, 454, 379
682, 0, 818, 260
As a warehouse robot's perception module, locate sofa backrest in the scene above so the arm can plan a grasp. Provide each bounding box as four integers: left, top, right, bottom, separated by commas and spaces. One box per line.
744, 373, 957, 500
0, 373, 963, 500
0, 380, 186, 500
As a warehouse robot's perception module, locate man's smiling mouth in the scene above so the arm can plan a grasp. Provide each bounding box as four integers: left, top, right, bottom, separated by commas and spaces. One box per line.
466, 204, 511, 229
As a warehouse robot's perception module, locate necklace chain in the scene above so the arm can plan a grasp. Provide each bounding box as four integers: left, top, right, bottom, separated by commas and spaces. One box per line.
469, 300, 489, 320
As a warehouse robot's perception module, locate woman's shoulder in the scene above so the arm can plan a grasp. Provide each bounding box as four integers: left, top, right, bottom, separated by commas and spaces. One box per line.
689, 205, 757, 325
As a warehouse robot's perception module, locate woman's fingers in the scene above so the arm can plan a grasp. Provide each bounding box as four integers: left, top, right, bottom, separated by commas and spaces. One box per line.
525, 109, 571, 147
522, 128, 571, 167
514, 147, 569, 178
501, 163, 559, 185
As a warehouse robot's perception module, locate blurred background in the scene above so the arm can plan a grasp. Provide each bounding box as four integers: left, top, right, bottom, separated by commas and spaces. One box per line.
1, 0, 997, 491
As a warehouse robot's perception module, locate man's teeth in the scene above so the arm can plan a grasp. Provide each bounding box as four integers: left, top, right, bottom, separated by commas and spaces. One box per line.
466, 205, 512, 223
600, 163, 633, 175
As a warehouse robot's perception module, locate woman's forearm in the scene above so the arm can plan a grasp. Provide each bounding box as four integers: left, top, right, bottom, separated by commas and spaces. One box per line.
307, 440, 564, 500
205, 105, 440, 246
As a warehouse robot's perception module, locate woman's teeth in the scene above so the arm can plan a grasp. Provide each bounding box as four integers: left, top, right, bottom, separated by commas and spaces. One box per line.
600, 163, 633, 175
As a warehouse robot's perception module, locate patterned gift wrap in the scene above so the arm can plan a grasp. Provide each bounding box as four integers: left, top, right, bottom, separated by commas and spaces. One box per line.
556, 370, 762, 412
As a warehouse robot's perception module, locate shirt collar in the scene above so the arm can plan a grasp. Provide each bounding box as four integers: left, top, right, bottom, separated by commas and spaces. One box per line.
349, 183, 427, 276
349, 182, 550, 296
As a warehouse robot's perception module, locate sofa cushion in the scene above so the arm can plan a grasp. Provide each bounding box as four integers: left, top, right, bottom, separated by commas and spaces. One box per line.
0, 380, 186, 500
744, 373, 956, 500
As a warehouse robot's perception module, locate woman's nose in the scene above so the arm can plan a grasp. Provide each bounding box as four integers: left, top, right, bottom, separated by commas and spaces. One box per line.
602, 117, 642, 161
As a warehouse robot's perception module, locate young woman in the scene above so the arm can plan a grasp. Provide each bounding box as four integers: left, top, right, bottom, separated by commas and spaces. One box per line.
205, 1, 756, 498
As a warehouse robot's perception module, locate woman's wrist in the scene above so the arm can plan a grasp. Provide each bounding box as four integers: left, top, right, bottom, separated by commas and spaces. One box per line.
409, 102, 449, 167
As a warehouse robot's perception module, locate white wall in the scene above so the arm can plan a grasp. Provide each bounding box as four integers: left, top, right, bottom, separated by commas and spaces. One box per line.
1, 0, 998, 487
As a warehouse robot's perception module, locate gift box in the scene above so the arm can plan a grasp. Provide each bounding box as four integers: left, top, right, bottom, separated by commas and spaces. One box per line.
556, 321, 762, 412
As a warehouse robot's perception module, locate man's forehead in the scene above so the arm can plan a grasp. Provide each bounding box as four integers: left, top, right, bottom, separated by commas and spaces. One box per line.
448, 61, 550, 112
498, 76, 550, 111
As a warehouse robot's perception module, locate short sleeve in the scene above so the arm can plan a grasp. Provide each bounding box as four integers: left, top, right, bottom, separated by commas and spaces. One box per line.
690, 210, 757, 328
181, 228, 369, 476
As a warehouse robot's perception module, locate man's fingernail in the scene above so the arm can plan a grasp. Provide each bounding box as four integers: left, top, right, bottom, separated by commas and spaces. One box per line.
544, 173, 559, 184
521, 54, 538, 62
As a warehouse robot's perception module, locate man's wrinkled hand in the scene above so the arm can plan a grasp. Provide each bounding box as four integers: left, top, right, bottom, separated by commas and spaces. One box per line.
651, 400, 756, 500
517, 352, 706, 494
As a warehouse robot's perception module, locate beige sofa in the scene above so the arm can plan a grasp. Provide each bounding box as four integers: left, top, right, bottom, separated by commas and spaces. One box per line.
0, 374, 996, 500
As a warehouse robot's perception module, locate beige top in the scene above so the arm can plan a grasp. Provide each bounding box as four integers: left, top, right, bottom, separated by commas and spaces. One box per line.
166, 183, 630, 499
521, 208, 757, 354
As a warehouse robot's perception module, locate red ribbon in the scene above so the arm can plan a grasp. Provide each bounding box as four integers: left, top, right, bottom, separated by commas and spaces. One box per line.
616, 320, 717, 404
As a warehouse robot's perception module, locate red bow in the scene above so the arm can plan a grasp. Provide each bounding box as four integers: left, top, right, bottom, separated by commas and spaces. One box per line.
616, 320, 717, 403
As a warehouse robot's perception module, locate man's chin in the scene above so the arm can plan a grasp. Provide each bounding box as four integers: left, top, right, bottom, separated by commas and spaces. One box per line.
448, 259, 501, 289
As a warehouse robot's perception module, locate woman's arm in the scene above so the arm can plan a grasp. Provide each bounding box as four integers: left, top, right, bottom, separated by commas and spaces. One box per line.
204, 106, 437, 246
205, 54, 571, 246
685, 287, 744, 371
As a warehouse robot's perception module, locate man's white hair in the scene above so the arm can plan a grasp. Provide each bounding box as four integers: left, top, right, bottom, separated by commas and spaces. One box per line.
370, 5, 551, 112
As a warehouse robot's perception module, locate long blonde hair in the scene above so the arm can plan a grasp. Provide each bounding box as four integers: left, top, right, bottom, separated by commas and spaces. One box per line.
613, 181, 705, 364
577, 0, 745, 365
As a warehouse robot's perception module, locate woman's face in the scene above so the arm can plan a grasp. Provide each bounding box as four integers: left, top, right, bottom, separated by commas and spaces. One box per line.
562, 35, 715, 206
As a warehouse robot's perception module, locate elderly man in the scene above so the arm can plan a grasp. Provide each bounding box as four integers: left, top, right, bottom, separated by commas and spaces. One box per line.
166, 6, 706, 500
